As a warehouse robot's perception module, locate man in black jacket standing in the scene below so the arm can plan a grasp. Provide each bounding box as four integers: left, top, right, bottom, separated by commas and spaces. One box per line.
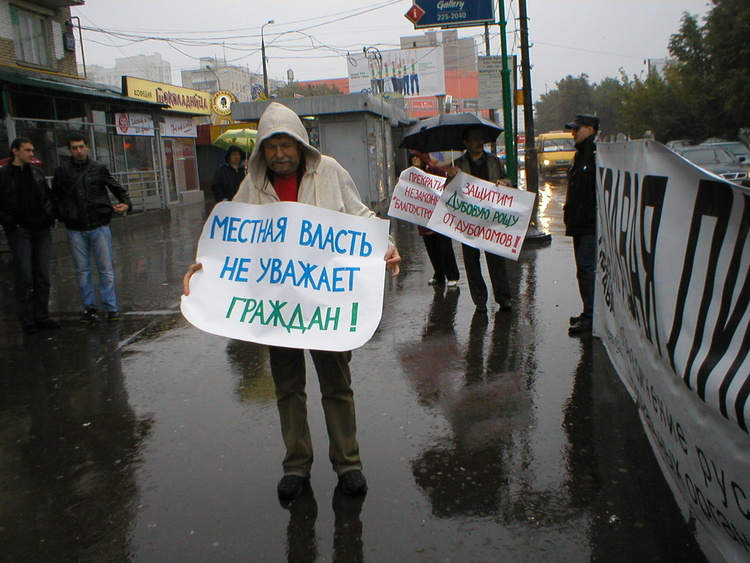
0, 137, 58, 333
211, 145, 245, 203
53, 132, 131, 323
563, 114, 599, 334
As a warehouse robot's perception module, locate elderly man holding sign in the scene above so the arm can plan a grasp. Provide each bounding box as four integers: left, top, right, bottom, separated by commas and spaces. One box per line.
183, 102, 400, 501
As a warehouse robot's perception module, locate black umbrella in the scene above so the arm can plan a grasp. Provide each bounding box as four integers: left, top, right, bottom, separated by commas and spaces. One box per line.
400, 112, 504, 153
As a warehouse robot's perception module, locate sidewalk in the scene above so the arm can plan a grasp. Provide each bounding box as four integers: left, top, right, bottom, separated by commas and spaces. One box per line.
0, 195, 707, 562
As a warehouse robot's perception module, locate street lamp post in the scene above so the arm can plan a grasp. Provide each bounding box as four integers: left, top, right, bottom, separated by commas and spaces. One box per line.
261, 20, 274, 97
205, 65, 220, 92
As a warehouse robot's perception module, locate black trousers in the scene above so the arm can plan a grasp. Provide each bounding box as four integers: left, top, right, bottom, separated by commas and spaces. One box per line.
461, 244, 510, 307
423, 232, 459, 282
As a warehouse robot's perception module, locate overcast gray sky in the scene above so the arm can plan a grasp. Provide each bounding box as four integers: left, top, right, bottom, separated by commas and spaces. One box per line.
72, 0, 711, 101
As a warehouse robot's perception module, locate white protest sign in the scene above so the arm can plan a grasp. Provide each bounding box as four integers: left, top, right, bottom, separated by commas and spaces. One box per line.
425, 170, 535, 260
181, 201, 390, 351
387, 166, 446, 227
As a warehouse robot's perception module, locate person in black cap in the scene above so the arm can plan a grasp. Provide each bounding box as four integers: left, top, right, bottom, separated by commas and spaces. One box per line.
211, 145, 246, 203
564, 114, 599, 334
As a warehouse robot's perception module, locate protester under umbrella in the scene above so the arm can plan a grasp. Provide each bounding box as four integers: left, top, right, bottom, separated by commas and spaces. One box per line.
400, 112, 503, 154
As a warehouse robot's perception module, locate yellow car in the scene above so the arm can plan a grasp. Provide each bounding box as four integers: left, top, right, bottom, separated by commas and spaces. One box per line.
537, 131, 576, 178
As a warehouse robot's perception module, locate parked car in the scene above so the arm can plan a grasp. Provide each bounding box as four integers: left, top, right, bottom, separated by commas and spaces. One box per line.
700, 140, 750, 165
536, 131, 575, 177
675, 146, 749, 185
665, 139, 696, 150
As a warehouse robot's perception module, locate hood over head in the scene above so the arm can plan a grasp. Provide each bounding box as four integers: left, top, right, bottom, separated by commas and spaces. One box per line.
248, 102, 321, 180
224, 145, 246, 163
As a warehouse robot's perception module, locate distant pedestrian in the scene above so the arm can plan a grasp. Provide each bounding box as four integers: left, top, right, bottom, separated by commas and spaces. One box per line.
0, 137, 59, 334
211, 145, 246, 203
563, 114, 599, 335
446, 127, 514, 314
409, 151, 460, 288
53, 132, 131, 323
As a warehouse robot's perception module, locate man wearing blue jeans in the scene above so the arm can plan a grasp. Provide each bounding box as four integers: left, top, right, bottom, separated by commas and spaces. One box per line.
563, 114, 599, 334
53, 132, 131, 323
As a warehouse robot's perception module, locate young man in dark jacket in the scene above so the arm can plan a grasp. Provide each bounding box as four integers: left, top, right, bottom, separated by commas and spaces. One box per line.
52, 132, 131, 323
0, 137, 58, 333
211, 145, 246, 203
563, 114, 599, 334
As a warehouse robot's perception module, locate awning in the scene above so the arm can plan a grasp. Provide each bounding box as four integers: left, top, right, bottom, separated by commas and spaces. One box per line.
0, 65, 167, 108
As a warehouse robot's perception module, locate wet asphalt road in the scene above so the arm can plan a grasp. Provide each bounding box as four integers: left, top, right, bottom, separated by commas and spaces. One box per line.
0, 181, 708, 562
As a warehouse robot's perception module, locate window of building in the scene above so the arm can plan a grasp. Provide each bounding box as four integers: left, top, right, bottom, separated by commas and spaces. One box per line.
11, 91, 54, 120
11, 8, 51, 67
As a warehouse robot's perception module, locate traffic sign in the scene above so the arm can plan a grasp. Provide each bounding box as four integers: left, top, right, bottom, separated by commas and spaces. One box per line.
404, 4, 425, 25
405, 0, 495, 29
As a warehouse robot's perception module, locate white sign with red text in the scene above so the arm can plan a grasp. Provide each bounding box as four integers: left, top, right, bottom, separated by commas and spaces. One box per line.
425, 170, 534, 260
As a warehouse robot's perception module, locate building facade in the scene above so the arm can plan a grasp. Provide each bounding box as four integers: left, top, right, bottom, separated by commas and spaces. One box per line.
181, 57, 285, 103
82, 53, 172, 87
0, 1, 203, 211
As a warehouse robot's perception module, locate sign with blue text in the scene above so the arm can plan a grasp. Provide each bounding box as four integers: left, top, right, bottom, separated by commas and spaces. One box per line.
406, 0, 495, 29
181, 201, 390, 351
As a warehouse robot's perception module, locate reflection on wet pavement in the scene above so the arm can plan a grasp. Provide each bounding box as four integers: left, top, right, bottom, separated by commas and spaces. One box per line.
0, 196, 708, 561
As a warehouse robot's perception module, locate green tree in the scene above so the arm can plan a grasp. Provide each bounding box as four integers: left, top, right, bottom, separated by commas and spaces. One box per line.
591, 76, 627, 140
534, 0, 750, 144
534, 75, 595, 134
619, 72, 688, 141
702, 0, 750, 136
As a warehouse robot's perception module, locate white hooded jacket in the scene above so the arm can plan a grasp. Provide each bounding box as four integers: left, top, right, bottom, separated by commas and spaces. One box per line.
233, 102, 376, 221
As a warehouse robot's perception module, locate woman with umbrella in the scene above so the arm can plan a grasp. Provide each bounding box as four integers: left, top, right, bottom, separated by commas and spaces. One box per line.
408, 150, 460, 288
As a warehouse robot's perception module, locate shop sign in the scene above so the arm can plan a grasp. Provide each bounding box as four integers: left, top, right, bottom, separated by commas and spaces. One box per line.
409, 99, 436, 111
211, 90, 236, 116
122, 76, 212, 116
115, 113, 155, 136
161, 116, 197, 138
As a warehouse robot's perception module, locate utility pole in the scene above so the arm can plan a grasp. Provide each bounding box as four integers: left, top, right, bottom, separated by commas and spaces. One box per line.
518, 0, 538, 197
261, 20, 274, 97
518, 0, 550, 240
497, 0, 516, 185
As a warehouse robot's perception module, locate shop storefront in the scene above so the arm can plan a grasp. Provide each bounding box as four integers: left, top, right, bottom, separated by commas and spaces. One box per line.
0, 66, 205, 211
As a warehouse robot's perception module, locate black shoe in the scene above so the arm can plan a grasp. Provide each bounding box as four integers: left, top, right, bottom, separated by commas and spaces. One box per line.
498, 297, 512, 311
80, 309, 98, 323
36, 318, 60, 330
568, 318, 592, 334
107, 311, 120, 322
569, 314, 583, 326
338, 470, 367, 496
22, 323, 38, 334
277, 475, 309, 500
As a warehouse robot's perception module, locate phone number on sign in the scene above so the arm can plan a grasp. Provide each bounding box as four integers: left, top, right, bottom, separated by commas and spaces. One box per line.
437, 12, 467, 21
